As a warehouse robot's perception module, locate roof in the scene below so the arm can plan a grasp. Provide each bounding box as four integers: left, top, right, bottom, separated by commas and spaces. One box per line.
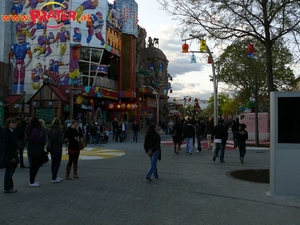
49, 85, 69, 102
5, 95, 22, 107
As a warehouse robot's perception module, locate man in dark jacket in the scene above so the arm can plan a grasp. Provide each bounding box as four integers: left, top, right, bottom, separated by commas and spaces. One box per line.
212, 119, 228, 163
231, 118, 239, 148
183, 119, 196, 154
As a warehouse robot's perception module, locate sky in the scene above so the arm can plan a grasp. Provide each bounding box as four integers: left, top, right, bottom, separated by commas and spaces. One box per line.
135, 0, 216, 103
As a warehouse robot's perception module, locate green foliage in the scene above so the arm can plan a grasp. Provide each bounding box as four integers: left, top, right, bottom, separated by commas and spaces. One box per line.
216, 39, 296, 107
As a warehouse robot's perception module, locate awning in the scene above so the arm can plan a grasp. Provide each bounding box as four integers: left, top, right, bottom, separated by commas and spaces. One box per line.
5, 95, 22, 107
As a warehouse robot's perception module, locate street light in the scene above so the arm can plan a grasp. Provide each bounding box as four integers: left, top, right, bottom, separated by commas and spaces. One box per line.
143, 85, 159, 129
182, 34, 218, 127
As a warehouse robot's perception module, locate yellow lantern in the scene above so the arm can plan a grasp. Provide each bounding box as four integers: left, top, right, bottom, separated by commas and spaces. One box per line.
200, 40, 207, 52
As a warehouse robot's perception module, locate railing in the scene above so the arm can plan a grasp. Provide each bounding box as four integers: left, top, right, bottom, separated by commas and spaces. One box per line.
93, 76, 118, 90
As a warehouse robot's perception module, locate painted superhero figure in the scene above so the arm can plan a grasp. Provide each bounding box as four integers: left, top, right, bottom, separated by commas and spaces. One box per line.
48, 59, 68, 82
11, 0, 25, 15
55, 27, 70, 62
42, 32, 56, 61
57, 2, 70, 25
31, 63, 44, 90
75, 0, 98, 22
15, 22, 36, 40
86, 12, 105, 45
9, 34, 32, 93
73, 27, 82, 43
33, 29, 49, 59
26, 0, 45, 10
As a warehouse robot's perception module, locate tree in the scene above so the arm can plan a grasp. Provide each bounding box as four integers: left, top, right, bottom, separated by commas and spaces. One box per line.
217, 39, 296, 103
158, 0, 300, 93
204, 92, 232, 118
216, 39, 295, 146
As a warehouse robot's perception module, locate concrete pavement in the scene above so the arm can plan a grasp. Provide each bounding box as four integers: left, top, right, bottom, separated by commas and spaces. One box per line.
1, 133, 300, 225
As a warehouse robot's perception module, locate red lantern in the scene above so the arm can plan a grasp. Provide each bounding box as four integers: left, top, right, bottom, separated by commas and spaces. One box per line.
208, 55, 212, 64
182, 42, 189, 53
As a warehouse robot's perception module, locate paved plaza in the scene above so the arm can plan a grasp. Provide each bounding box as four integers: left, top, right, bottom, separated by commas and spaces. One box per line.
1, 133, 300, 225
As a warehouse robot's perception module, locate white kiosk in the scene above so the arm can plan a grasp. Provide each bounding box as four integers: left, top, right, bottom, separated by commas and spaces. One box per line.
269, 91, 300, 197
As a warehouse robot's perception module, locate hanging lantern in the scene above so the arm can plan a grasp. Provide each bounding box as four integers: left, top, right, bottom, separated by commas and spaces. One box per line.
208, 55, 212, 64
200, 39, 207, 52
190, 53, 197, 63
182, 42, 189, 53
170, 89, 173, 93
247, 43, 255, 58
89, 99, 94, 105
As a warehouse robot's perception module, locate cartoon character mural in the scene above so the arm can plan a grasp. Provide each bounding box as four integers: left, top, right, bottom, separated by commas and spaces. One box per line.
11, 0, 26, 15
45, 59, 69, 82
75, 0, 99, 22
57, 2, 70, 25
73, 27, 82, 43
86, 12, 105, 45
107, 1, 122, 29
55, 26, 70, 61
59, 71, 69, 85
9, 34, 32, 93
31, 62, 44, 90
25, 0, 45, 10
32, 29, 49, 59
16, 22, 36, 40
69, 46, 81, 85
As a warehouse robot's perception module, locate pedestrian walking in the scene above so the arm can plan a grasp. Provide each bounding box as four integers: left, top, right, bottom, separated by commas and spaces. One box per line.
236, 123, 248, 163
64, 120, 80, 180
47, 117, 66, 183
205, 118, 214, 150
212, 119, 228, 163
183, 119, 195, 154
132, 120, 140, 142
2, 118, 18, 193
231, 118, 240, 148
26, 117, 44, 187
15, 120, 27, 168
144, 123, 161, 183
172, 120, 182, 154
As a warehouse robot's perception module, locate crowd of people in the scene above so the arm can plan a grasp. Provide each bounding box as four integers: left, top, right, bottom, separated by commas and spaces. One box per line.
0, 115, 143, 193
168, 117, 248, 163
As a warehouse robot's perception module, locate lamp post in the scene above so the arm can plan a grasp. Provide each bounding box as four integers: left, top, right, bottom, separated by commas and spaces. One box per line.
143, 85, 159, 129
182, 34, 218, 127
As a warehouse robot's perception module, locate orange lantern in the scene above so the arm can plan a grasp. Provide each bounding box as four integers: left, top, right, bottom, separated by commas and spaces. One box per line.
89, 99, 94, 105
208, 55, 212, 64
182, 42, 189, 53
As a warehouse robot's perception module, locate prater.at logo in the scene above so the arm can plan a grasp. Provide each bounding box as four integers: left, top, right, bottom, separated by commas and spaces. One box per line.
1, 2, 90, 29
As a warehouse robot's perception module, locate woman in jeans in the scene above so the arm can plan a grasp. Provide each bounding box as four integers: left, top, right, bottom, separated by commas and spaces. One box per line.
143, 123, 161, 183
64, 120, 80, 180
48, 117, 66, 183
2, 118, 18, 193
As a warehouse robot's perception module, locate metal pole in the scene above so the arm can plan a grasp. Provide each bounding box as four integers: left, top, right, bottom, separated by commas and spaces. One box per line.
206, 46, 218, 127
